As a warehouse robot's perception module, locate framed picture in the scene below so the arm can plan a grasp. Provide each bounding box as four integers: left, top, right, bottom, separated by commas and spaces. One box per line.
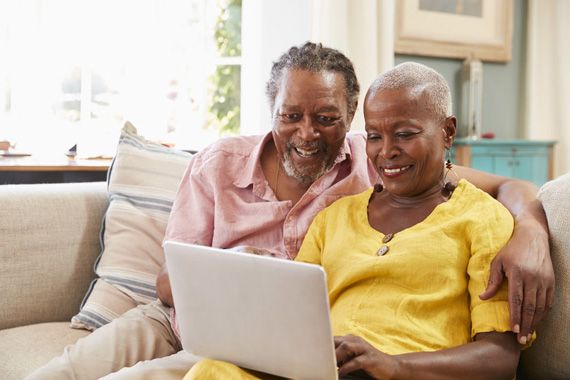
395, 0, 514, 62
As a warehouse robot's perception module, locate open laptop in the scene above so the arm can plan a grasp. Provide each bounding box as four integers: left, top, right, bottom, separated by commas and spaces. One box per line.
164, 240, 338, 380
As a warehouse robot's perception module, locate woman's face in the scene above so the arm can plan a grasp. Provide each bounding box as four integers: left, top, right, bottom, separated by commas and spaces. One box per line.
271, 69, 354, 185
364, 86, 456, 197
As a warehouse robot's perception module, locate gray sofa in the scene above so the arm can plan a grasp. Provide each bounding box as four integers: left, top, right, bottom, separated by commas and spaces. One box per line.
0, 174, 569, 379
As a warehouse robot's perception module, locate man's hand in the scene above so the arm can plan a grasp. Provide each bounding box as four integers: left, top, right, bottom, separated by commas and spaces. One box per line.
156, 262, 174, 307
479, 218, 554, 344
334, 335, 398, 379
230, 245, 281, 258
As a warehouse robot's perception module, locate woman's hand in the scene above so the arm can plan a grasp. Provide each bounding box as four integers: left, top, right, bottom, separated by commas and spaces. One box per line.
334, 335, 399, 379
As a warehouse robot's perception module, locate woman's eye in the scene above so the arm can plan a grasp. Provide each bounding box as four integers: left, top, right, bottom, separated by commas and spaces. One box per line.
396, 132, 415, 138
367, 134, 381, 141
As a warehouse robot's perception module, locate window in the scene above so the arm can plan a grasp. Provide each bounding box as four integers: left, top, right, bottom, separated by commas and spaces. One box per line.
0, 0, 241, 156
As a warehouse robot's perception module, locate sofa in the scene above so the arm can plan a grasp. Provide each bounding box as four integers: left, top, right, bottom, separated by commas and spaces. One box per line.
0, 172, 569, 379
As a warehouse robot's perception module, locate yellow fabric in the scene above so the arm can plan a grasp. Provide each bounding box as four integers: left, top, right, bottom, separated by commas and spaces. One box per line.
184, 359, 284, 380
296, 179, 514, 355
185, 180, 517, 378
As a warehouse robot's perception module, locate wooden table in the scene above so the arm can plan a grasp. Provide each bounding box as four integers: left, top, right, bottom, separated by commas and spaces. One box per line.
0, 155, 112, 184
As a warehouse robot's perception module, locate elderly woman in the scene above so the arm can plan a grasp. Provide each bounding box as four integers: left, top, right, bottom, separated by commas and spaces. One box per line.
185, 63, 526, 379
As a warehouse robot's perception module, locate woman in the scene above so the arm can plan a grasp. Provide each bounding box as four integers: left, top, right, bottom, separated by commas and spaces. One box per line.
185, 63, 524, 379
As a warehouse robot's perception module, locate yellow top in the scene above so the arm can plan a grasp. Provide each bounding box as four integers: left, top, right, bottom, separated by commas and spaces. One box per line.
296, 179, 514, 355
184, 180, 518, 379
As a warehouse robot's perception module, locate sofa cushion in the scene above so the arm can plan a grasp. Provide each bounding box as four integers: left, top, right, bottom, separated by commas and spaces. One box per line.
0, 182, 108, 331
71, 122, 193, 331
0, 322, 91, 380
519, 172, 570, 379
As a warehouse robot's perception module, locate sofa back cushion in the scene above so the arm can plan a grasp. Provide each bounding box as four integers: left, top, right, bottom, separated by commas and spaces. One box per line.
519, 172, 570, 379
71, 122, 193, 330
0, 182, 108, 330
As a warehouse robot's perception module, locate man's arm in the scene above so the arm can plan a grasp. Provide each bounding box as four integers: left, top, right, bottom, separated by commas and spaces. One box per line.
454, 165, 554, 344
335, 332, 520, 380
156, 153, 215, 308
156, 263, 174, 307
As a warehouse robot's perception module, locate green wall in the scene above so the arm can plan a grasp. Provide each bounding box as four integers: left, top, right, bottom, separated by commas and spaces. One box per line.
395, 0, 527, 139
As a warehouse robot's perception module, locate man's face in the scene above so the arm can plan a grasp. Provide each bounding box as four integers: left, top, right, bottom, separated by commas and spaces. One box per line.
364, 86, 455, 197
271, 69, 352, 186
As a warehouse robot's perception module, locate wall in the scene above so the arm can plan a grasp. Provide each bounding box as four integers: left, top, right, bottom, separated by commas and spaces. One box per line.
241, 0, 313, 135
395, 0, 527, 139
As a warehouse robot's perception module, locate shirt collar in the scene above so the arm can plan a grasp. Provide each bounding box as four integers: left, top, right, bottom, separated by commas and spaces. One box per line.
233, 132, 273, 189
233, 131, 353, 189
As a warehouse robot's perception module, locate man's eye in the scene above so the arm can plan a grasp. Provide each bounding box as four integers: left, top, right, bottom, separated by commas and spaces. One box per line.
281, 113, 301, 121
396, 132, 416, 138
367, 134, 381, 141
317, 115, 335, 125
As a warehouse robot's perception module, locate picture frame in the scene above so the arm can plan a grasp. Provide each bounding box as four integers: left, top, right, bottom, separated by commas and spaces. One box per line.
394, 0, 514, 62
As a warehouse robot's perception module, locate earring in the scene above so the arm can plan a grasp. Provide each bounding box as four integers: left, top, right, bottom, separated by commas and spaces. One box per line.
442, 149, 458, 197
374, 172, 383, 193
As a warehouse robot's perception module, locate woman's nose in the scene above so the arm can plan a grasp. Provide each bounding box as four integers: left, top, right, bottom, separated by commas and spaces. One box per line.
380, 138, 400, 159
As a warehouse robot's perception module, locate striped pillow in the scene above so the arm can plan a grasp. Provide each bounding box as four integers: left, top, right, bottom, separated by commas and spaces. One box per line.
71, 121, 193, 330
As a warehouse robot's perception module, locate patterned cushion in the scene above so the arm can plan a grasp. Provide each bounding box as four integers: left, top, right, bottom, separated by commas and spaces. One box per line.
71, 122, 193, 330
519, 172, 570, 379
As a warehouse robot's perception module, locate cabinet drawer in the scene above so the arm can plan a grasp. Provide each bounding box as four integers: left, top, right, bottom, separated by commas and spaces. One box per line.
470, 145, 550, 157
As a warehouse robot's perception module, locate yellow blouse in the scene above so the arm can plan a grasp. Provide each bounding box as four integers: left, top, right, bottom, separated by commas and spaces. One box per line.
296, 179, 514, 354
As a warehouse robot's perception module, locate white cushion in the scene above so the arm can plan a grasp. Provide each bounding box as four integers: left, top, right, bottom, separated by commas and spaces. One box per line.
71, 122, 193, 330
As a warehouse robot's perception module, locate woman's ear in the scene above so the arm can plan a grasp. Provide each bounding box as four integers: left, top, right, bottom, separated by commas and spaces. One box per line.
442, 116, 457, 149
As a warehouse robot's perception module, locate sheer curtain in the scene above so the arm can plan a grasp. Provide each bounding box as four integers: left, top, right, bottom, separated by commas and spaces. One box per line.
311, 0, 395, 132
525, 0, 570, 177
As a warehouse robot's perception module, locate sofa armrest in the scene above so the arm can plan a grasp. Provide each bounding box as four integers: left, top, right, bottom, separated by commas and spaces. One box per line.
0, 182, 108, 330
519, 172, 570, 379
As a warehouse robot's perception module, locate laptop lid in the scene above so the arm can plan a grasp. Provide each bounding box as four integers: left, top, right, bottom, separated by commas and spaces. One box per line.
164, 241, 338, 380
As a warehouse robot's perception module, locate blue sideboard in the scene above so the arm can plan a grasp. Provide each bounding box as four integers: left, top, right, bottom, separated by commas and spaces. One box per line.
452, 139, 556, 187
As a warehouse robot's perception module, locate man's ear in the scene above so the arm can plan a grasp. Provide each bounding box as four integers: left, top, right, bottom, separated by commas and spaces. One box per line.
442, 116, 457, 149
346, 100, 358, 131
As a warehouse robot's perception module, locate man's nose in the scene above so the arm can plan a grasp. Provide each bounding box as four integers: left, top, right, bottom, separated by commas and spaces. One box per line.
296, 117, 320, 141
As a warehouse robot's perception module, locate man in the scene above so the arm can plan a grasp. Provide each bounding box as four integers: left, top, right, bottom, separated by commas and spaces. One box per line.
28, 42, 553, 380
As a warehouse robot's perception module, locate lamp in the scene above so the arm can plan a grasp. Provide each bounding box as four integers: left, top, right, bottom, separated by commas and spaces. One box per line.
461, 59, 483, 139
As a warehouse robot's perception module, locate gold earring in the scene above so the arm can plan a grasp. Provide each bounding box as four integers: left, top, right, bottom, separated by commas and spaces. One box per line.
442, 149, 458, 197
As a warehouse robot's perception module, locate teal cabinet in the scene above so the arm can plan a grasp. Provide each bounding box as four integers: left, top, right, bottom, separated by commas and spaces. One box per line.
452, 139, 556, 187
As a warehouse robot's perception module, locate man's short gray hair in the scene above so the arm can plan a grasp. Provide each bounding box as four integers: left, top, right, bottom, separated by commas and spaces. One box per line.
265, 42, 360, 116
368, 62, 452, 120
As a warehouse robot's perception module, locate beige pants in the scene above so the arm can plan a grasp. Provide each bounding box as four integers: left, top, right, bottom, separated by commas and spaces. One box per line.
26, 300, 200, 380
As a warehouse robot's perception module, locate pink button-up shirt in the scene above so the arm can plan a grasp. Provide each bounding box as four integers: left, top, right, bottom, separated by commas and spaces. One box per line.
164, 132, 376, 259
164, 132, 376, 337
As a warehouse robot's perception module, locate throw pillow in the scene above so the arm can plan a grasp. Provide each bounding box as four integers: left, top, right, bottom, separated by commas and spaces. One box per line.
71, 121, 193, 331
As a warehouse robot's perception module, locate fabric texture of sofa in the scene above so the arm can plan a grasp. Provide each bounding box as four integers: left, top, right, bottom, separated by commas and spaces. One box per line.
0, 170, 569, 379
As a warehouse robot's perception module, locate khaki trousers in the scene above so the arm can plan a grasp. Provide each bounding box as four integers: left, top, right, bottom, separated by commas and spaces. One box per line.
26, 300, 200, 380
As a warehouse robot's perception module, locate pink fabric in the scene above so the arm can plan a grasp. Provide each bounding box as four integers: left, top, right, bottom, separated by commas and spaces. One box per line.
164, 132, 376, 338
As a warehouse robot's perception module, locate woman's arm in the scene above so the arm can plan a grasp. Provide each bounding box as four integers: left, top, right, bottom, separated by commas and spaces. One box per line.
454, 165, 554, 343
335, 332, 520, 380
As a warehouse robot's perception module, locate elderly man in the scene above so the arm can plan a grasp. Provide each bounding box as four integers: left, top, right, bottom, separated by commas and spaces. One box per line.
28, 42, 553, 380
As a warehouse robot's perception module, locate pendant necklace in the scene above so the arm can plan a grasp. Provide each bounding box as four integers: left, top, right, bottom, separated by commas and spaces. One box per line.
372, 184, 394, 256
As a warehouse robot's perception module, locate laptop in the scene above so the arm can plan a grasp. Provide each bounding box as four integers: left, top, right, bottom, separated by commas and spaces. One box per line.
164, 240, 338, 380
